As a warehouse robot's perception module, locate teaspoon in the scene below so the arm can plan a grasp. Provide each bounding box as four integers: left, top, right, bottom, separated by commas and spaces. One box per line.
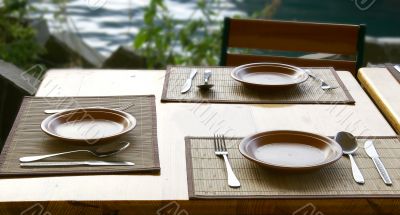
335, 132, 365, 184
197, 69, 214, 90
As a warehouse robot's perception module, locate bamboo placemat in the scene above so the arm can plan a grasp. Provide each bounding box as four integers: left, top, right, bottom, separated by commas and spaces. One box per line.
161, 66, 354, 104
186, 136, 400, 199
386, 64, 400, 84
0, 95, 159, 176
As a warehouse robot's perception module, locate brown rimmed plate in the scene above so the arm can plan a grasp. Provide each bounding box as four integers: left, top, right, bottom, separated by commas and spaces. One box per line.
41, 108, 136, 143
239, 130, 343, 171
231, 63, 309, 88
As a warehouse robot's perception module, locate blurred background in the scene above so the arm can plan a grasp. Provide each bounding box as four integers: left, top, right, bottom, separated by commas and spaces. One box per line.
1, 0, 399, 72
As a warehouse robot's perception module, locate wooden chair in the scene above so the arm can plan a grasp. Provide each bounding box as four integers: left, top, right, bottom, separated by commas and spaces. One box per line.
219, 18, 366, 75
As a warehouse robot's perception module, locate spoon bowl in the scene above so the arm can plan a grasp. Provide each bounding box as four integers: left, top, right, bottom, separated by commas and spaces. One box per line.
197, 69, 214, 90
91, 141, 131, 157
335, 131, 358, 154
19, 141, 131, 162
197, 83, 214, 90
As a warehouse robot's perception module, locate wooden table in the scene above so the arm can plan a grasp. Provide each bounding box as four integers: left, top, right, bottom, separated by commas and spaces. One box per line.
0, 69, 397, 215
358, 67, 400, 134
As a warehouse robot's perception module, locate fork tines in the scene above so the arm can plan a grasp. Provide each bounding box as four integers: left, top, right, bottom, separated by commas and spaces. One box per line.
214, 134, 227, 152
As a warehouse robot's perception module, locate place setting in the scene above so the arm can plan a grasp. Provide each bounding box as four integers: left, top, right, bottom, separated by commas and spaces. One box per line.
161, 63, 355, 104
185, 131, 400, 199
0, 95, 160, 176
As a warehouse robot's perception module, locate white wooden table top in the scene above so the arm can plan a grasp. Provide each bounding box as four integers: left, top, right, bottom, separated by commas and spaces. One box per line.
358, 67, 400, 134
0, 69, 395, 202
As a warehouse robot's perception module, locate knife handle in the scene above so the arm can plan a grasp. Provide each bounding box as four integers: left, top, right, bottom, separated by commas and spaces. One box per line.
44, 106, 101, 114
20, 162, 88, 167
372, 157, 392, 185
20, 161, 135, 167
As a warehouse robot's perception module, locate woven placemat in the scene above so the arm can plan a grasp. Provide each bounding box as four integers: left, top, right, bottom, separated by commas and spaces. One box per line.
0, 95, 159, 176
385, 64, 400, 84
186, 136, 400, 199
161, 66, 354, 104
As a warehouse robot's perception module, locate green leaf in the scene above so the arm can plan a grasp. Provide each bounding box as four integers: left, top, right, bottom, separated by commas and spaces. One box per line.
133, 0, 231, 68
134, 30, 148, 49
144, 8, 156, 25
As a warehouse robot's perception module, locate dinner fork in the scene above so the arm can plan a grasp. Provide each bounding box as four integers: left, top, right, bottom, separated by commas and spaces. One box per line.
214, 135, 241, 188
305, 70, 337, 90
44, 103, 135, 114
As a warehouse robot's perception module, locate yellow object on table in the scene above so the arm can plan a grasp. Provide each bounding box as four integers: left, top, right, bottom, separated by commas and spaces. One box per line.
358, 67, 400, 134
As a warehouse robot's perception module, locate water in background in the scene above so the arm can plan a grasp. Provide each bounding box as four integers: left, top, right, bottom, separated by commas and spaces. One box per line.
32, 0, 400, 57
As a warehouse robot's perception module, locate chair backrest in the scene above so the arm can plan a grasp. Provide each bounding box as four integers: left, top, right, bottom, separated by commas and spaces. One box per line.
219, 18, 366, 75
0, 61, 39, 150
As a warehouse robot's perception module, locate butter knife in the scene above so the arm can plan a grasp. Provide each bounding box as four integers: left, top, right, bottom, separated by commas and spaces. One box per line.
364, 140, 392, 185
20, 161, 135, 167
181, 69, 197, 93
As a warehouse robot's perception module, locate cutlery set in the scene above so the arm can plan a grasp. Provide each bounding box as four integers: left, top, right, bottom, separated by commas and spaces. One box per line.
348, 139, 392, 185
335, 132, 392, 185
181, 69, 214, 93
19, 141, 134, 167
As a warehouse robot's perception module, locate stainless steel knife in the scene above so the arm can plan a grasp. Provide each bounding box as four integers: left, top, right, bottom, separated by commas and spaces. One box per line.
180, 69, 198, 93
20, 161, 135, 167
394, 65, 400, 74
364, 140, 392, 185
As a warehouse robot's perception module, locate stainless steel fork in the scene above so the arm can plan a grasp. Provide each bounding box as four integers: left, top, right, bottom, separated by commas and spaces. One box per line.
214, 135, 241, 188
305, 69, 337, 90
44, 103, 135, 114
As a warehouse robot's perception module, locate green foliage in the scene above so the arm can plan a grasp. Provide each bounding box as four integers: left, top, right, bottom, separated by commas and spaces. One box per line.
134, 0, 223, 68
0, 0, 43, 69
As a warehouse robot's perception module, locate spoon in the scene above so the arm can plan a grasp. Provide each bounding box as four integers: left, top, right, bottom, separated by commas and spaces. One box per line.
197, 69, 214, 90
19, 141, 130, 163
334, 132, 365, 184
